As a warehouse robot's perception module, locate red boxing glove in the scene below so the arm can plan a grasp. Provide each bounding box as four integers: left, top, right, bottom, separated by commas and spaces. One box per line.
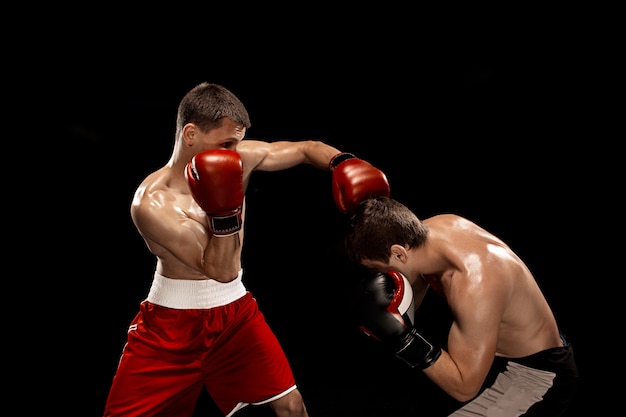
185, 150, 244, 236
330, 153, 390, 214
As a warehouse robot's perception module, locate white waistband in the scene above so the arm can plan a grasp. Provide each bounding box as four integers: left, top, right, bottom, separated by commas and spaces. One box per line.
146, 270, 247, 309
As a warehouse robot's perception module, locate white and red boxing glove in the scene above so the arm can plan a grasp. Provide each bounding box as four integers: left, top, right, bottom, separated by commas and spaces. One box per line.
185, 150, 244, 237
357, 270, 441, 369
330, 153, 390, 215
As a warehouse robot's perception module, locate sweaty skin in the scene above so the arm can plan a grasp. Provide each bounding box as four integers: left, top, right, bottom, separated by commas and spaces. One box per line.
361, 214, 563, 402
132, 118, 340, 283
129, 115, 340, 417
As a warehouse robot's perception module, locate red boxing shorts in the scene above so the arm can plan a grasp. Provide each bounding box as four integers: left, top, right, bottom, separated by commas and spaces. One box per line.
104, 270, 297, 417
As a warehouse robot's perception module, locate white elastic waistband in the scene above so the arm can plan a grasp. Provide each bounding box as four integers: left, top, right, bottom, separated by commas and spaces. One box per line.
146, 270, 247, 309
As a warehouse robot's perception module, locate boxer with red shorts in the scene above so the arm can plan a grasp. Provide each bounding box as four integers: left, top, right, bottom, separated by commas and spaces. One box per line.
103, 82, 389, 417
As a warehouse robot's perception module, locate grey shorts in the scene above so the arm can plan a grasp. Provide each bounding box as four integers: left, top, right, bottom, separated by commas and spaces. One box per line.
449, 340, 578, 417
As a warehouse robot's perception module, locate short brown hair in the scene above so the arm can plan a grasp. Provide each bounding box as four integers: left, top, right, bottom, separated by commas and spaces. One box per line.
345, 197, 429, 263
176, 82, 251, 134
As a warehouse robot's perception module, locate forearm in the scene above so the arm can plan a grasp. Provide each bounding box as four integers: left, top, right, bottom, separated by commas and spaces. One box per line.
421, 349, 482, 402
302, 140, 342, 170
203, 235, 242, 282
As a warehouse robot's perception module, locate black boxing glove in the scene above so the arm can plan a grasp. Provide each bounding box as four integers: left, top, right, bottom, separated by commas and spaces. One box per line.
357, 270, 441, 369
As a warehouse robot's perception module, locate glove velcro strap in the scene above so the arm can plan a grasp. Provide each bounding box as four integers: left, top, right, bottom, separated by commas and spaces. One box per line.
329, 152, 356, 170
209, 210, 242, 237
395, 327, 442, 370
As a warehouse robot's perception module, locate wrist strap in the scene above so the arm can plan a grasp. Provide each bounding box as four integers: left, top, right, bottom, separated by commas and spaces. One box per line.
329, 152, 356, 170
209, 210, 242, 237
395, 327, 442, 369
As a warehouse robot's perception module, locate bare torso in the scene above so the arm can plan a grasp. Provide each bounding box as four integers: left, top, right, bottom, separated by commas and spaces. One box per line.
130, 139, 339, 283
130, 163, 253, 282
422, 214, 562, 358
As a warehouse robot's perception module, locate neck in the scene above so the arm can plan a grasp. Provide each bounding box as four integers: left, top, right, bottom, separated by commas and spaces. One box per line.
168, 140, 195, 175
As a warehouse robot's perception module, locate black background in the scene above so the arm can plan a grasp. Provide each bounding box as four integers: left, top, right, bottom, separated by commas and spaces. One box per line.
32, 8, 614, 416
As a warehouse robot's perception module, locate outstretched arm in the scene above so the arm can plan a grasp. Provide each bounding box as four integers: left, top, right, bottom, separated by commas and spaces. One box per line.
238, 139, 341, 172
238, 139, 389, 214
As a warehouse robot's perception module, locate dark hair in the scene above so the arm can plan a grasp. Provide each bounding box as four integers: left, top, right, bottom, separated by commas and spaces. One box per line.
345, 197, 429, 263
176, 82, 251, 134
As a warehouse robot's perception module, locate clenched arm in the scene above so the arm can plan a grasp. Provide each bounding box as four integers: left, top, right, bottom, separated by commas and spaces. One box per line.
422, 268, 508, 402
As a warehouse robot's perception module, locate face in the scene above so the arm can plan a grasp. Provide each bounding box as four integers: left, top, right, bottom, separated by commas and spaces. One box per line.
188, 118, 247, 151
360, 246, 407, 277
360, 258, 393, 275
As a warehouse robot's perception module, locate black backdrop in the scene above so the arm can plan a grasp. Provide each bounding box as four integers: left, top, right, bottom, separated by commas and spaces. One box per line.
37, 12, 610, 416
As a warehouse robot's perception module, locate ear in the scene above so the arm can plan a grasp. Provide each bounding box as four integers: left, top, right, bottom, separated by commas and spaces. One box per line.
182, 123, 195, 147
390, 244, 408, 263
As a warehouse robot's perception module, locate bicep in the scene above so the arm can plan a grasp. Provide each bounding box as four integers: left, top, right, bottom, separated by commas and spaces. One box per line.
446, 278, 505, 388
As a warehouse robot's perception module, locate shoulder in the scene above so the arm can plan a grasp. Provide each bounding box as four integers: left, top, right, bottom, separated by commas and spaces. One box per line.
427, 214, 505, 247
425, 213, 470, 228
238, 139, 308, 172
131, 168, 180, 223
237, 140, 270, 169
